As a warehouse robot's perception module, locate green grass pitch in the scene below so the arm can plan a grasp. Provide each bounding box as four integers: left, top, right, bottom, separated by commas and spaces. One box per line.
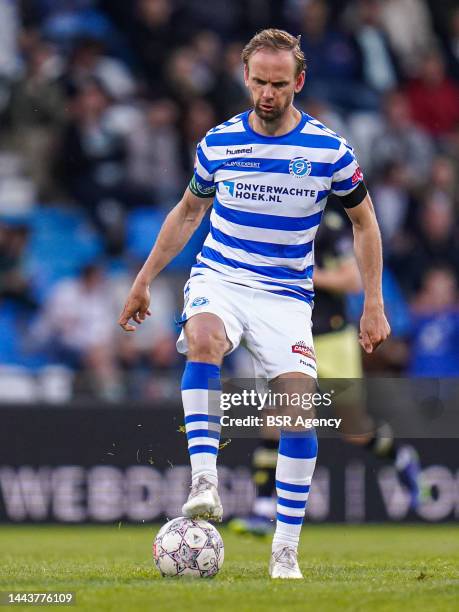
1, 524, 458, 611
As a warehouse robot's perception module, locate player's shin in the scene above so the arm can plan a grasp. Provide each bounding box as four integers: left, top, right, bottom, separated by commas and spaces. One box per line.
272, 428, 318, 552
181, 361, 221, 487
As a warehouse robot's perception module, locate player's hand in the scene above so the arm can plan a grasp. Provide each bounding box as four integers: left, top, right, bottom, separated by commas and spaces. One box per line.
359, 304, 391, 353
118, 279, 152, 332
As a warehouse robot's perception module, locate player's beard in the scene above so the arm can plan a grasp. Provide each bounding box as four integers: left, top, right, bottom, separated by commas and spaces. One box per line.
254, 99, 289, 122
254, 98, 293, 123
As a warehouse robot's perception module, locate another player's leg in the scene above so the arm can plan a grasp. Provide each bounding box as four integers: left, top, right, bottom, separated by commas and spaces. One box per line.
229, 437, 277, 536
181, 313, 230, 521
362, 424, 422, 509
343, 421, 422, 509
316, 327, 423, 509
270, 427, 318, 579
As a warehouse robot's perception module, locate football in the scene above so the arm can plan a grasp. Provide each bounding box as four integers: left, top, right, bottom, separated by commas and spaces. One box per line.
153, 517, 224, 578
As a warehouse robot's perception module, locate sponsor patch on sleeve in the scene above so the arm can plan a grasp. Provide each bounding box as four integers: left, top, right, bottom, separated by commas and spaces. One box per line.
351, 166, 364, 185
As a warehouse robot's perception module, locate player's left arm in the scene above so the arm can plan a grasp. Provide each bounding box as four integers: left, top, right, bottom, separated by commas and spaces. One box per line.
344, 192, 391, 353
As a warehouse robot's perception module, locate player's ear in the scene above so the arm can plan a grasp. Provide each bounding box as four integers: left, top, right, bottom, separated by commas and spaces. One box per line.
243, 64, 250, 87
294, 70, 306, 94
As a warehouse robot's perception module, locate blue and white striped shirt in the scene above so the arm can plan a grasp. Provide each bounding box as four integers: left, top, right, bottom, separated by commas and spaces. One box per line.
190, 110, 364, 304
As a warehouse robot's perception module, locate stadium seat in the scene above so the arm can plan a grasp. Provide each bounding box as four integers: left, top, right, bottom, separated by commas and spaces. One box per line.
0, 365, 37, 402
126, 207, 210, 270
25, 205, 103, 303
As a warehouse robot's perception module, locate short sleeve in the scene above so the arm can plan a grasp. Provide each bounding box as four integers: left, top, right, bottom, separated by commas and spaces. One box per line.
188, 137, 217, 198
331, 143, 367, 208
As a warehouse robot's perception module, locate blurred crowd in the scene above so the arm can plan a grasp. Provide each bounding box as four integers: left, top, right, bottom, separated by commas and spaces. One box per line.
0, 0, 458, 401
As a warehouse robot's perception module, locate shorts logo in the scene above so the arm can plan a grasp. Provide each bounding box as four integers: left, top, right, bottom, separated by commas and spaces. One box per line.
289, 157, 312, 178
352, 166, 364, 185
300, 359, 316, 371
191, 296, 209, 307
292, 341, 316, 361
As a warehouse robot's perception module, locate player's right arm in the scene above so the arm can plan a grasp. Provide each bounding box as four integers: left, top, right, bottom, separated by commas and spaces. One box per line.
330, 141, 390, 352
118, 187, 213, 332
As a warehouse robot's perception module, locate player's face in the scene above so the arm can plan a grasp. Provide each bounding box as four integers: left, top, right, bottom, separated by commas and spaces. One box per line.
244, 49, 305, 122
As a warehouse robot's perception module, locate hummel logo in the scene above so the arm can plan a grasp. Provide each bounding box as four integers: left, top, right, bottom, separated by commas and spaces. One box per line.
226, 146, 253, 155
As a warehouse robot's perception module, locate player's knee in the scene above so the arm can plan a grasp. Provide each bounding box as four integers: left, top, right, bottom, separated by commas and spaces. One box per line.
186, 326, 228, 362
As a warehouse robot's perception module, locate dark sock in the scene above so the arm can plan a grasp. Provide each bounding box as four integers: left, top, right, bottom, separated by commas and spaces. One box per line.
252, 439, 277, 501
365, 423, 397, 462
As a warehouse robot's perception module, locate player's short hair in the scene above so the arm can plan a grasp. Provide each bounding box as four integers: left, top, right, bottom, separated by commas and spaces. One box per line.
242, 29, 305, 77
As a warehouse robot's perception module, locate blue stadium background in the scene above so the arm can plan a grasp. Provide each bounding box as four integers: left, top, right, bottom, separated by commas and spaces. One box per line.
0, 0, 458, 402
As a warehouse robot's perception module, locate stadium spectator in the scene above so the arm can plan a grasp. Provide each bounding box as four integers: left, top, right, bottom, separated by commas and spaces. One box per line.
389, 191, 459, 296
369, 90, 434, 185
405, 49, 459, 137
439, 6, 459, 82
0, 222, 35, 310
408, 266, 459, 377
0, 0, 20, 81
212, 41, 250, 120
444, 122, 459, 166
165, 46, 217, 107
62, 36, 136, 101
31, 263, 121, 399
380, 0, 434, 75
181, 0, 241, 37
127, 0, 187, 92
370, 161, 414, 249
112, 274, 180, 398
55, 78, 150, 253
180, 98, 217, 176
346, 0, 399, 94
126, 97, 184, 207
429, 155, 458, 202
297, 0, 377, 110
239, 0, 289, 36
191, 30, 223, 80
5, 36, 66, 198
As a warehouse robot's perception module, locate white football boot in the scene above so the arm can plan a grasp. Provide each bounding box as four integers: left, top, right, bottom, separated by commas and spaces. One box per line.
182, 475, 223, 522
269, 546, 303, 579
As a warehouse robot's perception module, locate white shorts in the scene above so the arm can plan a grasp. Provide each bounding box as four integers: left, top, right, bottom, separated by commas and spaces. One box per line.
176, 275, 317, 380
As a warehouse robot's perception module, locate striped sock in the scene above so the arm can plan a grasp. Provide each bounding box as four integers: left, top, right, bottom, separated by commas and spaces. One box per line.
181, 361, 221, 487
272, 429, 318, 551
